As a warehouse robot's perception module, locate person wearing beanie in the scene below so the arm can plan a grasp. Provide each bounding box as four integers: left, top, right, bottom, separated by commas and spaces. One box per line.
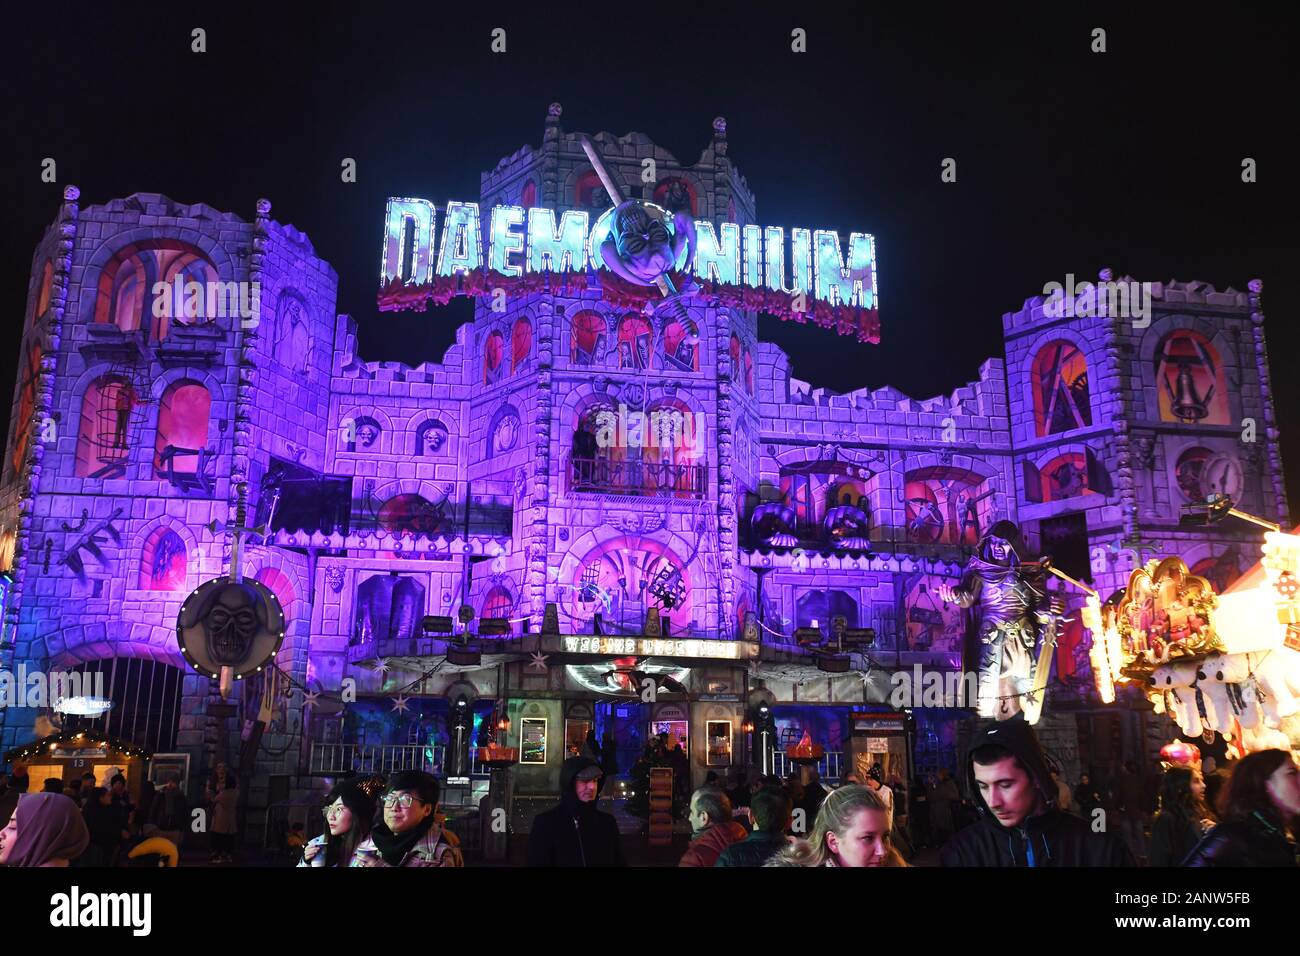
941, 717, 1133, 867
350, 771, 462, 867
527, 755, 626, 867
0, 792, 91, 867
299, 777, 381, 868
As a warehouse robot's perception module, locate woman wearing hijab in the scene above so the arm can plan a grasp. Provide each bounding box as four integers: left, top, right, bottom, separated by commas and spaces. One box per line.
0, 792, 90, 867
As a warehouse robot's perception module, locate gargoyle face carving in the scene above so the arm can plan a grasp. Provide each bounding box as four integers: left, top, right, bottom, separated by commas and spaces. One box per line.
356, 424, 379, 447
422, 426, 447, 453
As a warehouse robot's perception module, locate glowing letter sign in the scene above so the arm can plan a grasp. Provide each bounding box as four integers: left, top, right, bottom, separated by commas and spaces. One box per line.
379, 198, 879, 342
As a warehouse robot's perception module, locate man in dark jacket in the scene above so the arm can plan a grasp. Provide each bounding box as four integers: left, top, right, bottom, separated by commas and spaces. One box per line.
715, 786, 792, 867
527, 756, 626, 867
941, 718, 1133, 867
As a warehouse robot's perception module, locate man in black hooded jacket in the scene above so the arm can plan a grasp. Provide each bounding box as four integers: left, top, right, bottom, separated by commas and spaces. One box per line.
527, 755, 627, 867
941, 717, 1133, 867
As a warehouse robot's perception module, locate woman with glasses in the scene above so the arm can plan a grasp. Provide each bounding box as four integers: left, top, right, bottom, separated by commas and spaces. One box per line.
350, 771, 463, 867
298, 778, 379, 868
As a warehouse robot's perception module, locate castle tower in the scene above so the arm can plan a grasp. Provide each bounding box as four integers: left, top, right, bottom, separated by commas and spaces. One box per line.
1003, 271, 1287, 601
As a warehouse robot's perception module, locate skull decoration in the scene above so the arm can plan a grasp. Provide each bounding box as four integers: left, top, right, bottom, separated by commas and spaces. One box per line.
199, 582, 266, 666
598, 200, 696, 287
356, 423, 379, 448
421, 423, 448, 455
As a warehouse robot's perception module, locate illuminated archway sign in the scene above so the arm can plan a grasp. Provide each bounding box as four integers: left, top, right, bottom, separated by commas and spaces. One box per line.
378, 198, 880, 343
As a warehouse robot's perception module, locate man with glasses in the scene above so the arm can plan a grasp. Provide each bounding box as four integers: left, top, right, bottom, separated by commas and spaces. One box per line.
350, 770, 463, 867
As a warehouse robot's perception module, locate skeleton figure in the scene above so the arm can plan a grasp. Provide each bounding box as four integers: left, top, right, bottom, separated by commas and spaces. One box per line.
199, 582, 267, 667
937, 521, 1056, 720
599, 200, 696, 288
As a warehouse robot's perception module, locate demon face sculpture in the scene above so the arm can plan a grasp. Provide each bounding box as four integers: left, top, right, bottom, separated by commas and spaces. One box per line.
599, 200, 696, 287
199, 582, 267, 666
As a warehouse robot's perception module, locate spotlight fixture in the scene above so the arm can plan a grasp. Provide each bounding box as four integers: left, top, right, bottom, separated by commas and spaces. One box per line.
477, 617, 509, 636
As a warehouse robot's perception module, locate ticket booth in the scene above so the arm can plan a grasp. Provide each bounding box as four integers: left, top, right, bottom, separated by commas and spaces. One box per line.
7, 733, 149, 803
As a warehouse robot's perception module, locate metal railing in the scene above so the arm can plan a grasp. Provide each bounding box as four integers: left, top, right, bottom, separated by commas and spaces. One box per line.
309, 743, 499, 778
568, 456, 706, 499
769, 751, 845, 782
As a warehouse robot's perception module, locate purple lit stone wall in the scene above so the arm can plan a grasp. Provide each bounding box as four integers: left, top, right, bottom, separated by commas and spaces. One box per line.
0, 111, 1287, 826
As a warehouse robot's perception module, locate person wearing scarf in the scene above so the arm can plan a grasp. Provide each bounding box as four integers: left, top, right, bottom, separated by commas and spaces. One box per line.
349, 771, 462, 867
0, 792, 91, 867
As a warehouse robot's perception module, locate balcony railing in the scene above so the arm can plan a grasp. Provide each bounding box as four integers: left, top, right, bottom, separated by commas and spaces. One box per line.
309, 743, 499, 777
568, 456, 706, 499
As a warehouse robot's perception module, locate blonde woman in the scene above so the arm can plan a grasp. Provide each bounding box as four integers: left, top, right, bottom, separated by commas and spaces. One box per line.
765, 785, 907, 867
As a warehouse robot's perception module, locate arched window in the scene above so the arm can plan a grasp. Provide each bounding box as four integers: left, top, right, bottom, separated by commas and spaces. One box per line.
76, 375, 137, 478
94, 241, 218, 342
616, 314, 652, 369
1031, 340, 1091, 436
140, 527, 187, 590
1155, 330, 1230, 425
481, 585, 513, 621
662, 319, 698, 372
1038, 453, 1093, 502
1174, 447, 1242, 504
484, 330, 505, 385
154, 381, 211, 479
511, 318, 532, 374
653, 177, 698, 216
378, 494, 445, 536
521, 180, 537, 209
255, 566, 297, 616
573, 169, 608, 211
10, 342, 43, 479
570, 310, 605, 366
903, 466, 988, 546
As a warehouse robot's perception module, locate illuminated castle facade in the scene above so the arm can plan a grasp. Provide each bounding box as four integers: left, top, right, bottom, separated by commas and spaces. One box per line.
0, 105, 1287, 830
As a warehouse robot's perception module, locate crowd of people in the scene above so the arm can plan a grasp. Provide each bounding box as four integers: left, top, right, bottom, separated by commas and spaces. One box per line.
0, 764, 218, 868
4, 722, 1296, 868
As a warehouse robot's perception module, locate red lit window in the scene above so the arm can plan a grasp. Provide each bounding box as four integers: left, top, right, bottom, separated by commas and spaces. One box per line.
1031, 341, 1091, 436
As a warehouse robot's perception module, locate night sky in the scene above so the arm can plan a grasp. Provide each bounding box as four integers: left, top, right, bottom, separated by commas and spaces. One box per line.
4, 6, 1297, 510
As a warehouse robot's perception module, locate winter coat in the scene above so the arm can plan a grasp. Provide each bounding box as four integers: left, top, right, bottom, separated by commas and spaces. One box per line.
210, 786, 239, 834
714, 831, 790, 868
1148, 811, 1206, 867
527, 756, 626, 867
150, 787, 189, 832
350, 823, 463, 867
679, 820, 747, 867
1182, 814, 1297, 867
941, 718, 1133, 867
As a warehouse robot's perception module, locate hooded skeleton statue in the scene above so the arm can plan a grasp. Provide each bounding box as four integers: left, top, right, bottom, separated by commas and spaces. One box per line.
938, 521, 1056, 720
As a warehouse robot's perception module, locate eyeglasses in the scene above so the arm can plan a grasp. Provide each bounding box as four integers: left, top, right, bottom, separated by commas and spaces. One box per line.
381, 793, 426, 809
322, 804, 348, 819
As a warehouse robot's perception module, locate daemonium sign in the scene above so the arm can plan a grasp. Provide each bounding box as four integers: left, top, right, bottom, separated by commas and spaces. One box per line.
378, 198, 880, 342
